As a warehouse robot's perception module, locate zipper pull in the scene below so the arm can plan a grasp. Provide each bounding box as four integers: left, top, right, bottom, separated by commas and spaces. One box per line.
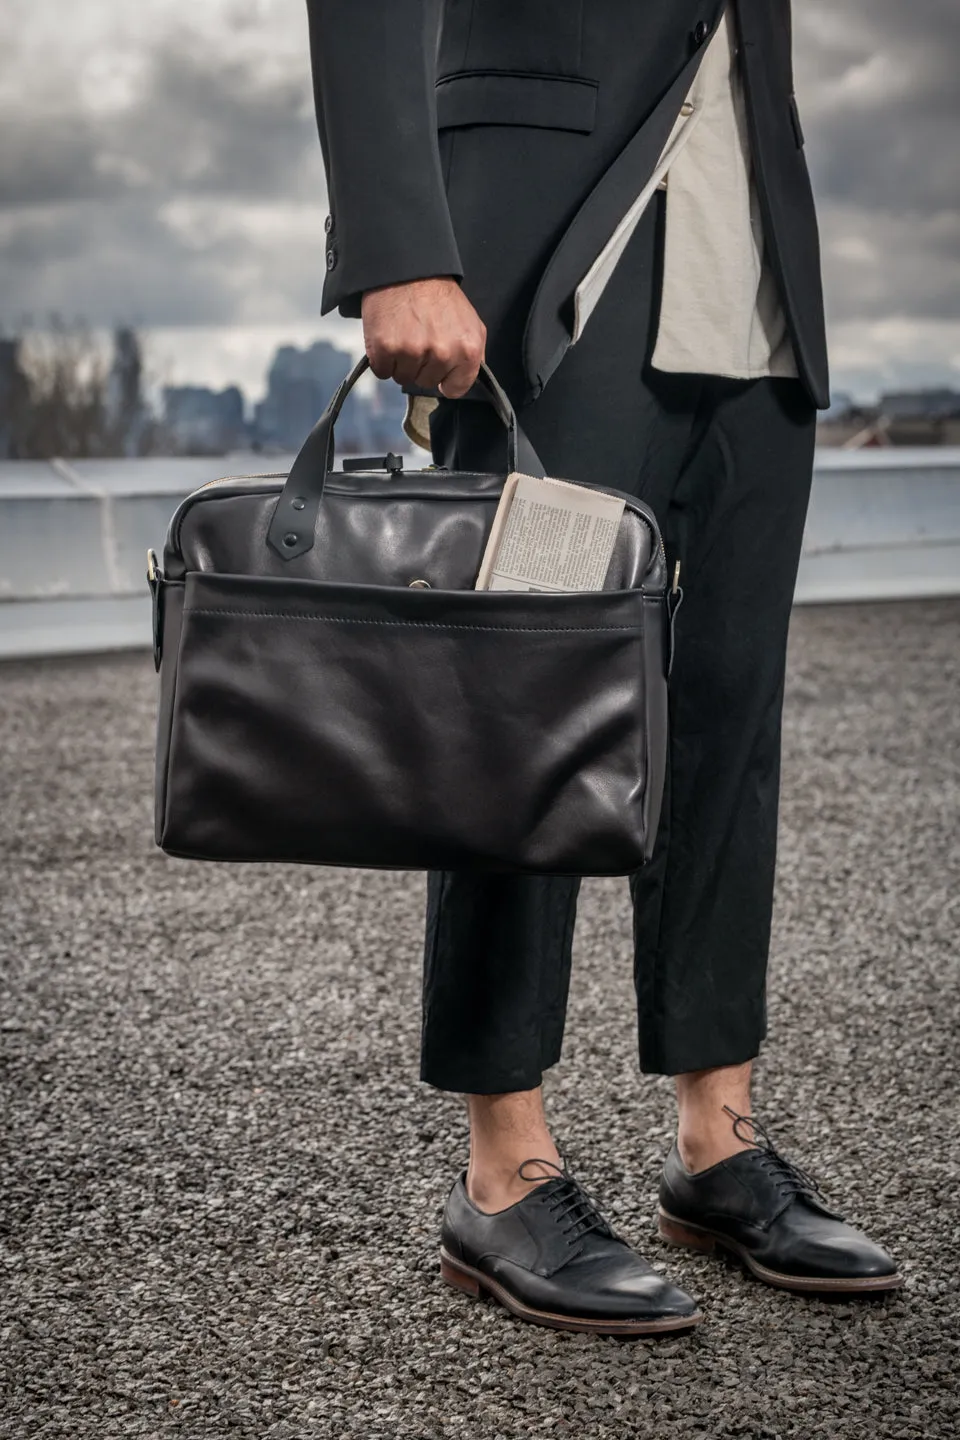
666, 559, 683, 679
146, 549, 164, 673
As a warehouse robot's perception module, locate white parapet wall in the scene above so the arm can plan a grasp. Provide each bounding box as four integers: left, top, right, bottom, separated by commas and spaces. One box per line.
1, 448, 959, 659
795, 448, 960, 603
0, 455, 292, 660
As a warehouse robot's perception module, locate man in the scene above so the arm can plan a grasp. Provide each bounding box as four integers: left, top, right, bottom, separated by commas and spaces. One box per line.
305, 0, 901, 1334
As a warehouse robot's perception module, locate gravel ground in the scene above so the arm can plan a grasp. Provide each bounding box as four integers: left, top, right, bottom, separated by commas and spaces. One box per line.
1, 599, 959, 1440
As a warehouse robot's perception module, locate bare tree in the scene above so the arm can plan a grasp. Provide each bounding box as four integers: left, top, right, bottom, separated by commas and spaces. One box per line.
0, 320, 159, 459
0, 336, 30, 459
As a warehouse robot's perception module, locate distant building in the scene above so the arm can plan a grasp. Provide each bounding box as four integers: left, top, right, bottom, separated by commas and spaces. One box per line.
251, 339, 412, 454
875, 388, 960, 445
817, 386, 960, 448
879, 387, 960, 422
818, 392, 855, 425
816, 395, 884, 449
106, 327, 150, 456
254, 340, 362, 451
163, 385, 246, 455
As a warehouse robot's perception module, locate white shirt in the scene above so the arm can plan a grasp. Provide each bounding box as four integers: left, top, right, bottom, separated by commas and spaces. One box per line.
574, 5, 797, 381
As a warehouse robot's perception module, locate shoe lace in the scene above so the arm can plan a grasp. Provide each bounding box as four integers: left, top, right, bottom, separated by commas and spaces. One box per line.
722, 1105, 824, 1202
517, 1157, 614, 1247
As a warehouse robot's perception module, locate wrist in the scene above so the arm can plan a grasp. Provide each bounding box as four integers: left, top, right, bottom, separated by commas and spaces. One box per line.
362, 275, 459, 301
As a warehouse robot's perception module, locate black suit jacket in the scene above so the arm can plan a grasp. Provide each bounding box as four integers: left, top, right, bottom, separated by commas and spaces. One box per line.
307, 0, 829, 409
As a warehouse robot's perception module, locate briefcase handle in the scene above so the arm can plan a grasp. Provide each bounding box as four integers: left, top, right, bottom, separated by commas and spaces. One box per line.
266, 356, 543, 561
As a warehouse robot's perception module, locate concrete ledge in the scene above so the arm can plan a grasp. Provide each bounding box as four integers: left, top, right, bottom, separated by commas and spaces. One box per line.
2, 448, 959, 658
0, 596, 152, 660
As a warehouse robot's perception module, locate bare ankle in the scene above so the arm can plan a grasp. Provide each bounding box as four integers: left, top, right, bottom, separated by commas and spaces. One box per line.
466, 1155, 559, 1213
677, 1134, 747, 1174
674, 1063, 755, 1173
464, 1086, 561, 1212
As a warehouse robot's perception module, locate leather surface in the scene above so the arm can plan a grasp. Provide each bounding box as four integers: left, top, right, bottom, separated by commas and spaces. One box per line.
166, 473, 663, 594
156, 565, 663, 874
660, 1143, 899, 1280
442, 1173, 697, 1320
155, 359, 668, 874
157, 473, 668, 873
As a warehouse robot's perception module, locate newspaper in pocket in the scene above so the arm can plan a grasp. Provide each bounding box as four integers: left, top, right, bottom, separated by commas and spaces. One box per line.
475, 472, 626, 592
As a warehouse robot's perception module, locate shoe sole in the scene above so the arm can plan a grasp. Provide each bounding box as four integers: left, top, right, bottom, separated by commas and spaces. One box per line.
658, 1208, 903, 1295
439, 1246, 703, 1336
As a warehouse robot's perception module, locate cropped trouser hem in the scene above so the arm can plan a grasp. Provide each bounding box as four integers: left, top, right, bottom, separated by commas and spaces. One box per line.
418, 1057, 556, 1097
418, 996, 766, 1092
637, 1000, 767, 1077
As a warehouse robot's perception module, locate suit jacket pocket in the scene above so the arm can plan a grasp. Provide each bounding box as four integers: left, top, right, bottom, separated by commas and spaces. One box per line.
436, 71, 599, 135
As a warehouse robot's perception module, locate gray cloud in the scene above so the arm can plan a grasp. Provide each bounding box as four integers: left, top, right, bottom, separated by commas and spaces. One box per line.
2, 200, 242, 326
0, 0, 957, 396
1, 31, 319, 208
0, 118, 120, 210
797, 7, 959, 214
793, 0, 960, 344
0, 29, 326, 327
819, 210, 960, 327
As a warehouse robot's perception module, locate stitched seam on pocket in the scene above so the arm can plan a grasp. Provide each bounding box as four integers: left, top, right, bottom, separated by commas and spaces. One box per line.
436, 69, 599, 134
437, 68, 598, 89
186, 610, 641, 633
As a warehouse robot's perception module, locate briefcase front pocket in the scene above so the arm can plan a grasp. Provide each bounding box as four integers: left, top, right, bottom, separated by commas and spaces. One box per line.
157, 570, 664, 876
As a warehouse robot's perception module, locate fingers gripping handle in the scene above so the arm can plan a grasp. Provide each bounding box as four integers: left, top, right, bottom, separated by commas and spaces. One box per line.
266, 359, 543, 560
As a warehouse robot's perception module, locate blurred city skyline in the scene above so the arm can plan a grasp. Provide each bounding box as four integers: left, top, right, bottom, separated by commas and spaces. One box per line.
2, 0, 958, 402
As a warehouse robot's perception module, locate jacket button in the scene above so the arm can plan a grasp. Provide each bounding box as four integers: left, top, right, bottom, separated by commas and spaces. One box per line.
326, 249, 337, 271
694, 19, 710, 44
324, 214, 334, 234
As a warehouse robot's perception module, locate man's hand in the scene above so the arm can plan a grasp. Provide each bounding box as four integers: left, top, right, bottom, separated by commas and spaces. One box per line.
361, 277, 486, 398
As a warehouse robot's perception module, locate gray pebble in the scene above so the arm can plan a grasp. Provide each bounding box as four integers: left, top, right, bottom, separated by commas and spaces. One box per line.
1, 600, 958, 1438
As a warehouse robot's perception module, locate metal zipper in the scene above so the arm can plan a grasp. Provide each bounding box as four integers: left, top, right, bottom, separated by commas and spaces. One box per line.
198, 472, 287, 488
169, 475, 288, 552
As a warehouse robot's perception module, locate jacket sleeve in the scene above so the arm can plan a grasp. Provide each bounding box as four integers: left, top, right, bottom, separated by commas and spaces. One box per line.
305, 0, 464, 317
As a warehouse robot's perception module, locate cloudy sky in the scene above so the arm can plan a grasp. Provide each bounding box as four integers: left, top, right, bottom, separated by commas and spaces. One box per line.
1, 0, 958, 403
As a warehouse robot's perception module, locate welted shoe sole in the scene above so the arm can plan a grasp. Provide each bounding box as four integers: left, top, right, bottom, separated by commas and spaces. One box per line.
658, 1208, 903, 1295
439, 1245, 704, 1336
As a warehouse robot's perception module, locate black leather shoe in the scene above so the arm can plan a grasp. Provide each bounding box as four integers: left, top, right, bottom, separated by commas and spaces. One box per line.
440, 1158, 702, 1335
658, 1109, 902, 1295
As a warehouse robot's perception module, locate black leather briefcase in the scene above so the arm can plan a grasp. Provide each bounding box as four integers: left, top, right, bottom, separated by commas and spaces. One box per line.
150, 359, 671, 876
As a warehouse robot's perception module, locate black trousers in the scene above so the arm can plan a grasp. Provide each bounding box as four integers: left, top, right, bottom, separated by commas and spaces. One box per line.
421, 196, 817, 1093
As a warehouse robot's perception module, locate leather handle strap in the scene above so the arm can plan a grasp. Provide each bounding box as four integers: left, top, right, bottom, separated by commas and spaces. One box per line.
267, 358, 544, 560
